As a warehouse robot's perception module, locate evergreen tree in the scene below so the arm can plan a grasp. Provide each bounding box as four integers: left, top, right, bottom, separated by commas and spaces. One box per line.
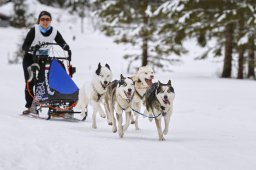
247, 36, 255, 79
67, 0, 90, 34
94, 0, 179, 72
10, 0, 27, 28
237, 9, 245, 79
0, 0, 11, 6
38, 0, 66, 7
165, 0, 256, 79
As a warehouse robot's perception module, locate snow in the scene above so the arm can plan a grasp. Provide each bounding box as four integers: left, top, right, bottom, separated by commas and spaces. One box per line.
217, 14, 226, 22
1, 2, 256, 170
0, 2, 14, 16
238, 32, 249, 46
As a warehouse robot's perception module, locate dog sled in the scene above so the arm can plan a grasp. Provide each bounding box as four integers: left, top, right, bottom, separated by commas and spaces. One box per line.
26, 42, 86, 121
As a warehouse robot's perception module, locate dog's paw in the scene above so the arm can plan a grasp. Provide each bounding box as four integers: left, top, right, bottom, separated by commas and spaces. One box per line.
159, 136, 166, 141
135, 124, 140, 130
100, 114, 106, 119
119, 132, 124, 138
131, 120, 135, 124
92, 124, 97, 129
108, 122, 113, 126
112, 125, 117, 133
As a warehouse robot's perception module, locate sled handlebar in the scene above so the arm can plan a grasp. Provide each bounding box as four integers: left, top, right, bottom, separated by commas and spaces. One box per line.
30, 42, 72, 62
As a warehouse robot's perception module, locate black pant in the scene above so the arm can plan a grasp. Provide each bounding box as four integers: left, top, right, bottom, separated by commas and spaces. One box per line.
23, 53, 34, 108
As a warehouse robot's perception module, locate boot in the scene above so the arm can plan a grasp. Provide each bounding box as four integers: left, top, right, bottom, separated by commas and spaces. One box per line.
22, 108, 31, 115
22, 102, 38, 115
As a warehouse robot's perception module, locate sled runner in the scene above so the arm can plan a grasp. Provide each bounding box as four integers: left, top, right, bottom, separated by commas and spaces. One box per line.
26, 42, 86, 121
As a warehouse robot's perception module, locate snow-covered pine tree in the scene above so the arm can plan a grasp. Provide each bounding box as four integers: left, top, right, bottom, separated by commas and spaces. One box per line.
0, 0, 11, 6
234, 2, 256, 79
10, 0, 27, 28
66, 0, 90, 34
153, 0, 191, 71
173, 0, 236, 78
164, 0, 256, 79
38, 0, 66, 7
94, 0, 176, 72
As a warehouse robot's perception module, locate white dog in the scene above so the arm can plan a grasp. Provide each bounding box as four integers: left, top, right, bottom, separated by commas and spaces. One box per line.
144, 80, 175, 141
104, 74, 135, 138
131, 66, 154, 130
78, 63, 112, 129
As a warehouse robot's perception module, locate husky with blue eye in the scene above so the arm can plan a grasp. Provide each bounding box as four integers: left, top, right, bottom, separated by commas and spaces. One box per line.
77, 63, 112, 129
104, 74, 135, 138
144, 80, 175, 141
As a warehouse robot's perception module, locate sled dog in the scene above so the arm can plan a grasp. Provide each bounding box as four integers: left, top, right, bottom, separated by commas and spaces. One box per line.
144, 80, 175, 141
104, 74, 135, 138
78, 63, 112, 128
131, 66, 154, 130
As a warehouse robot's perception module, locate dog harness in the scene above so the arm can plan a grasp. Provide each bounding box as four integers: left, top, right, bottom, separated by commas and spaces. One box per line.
116, 93, 134, 112
132, 104, 168, 118
92, 84, 105, 102
135, 89, 145, 100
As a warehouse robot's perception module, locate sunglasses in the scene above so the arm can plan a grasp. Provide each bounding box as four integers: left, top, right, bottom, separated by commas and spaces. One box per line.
40, 18, 51, 22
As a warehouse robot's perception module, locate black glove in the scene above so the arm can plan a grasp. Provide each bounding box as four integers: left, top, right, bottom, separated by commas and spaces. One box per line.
30, 44, 40, 52
62, 44, 70, 51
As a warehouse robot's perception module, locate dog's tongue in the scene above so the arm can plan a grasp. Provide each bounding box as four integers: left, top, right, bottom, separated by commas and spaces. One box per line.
102, 84, 107, 89
145, 79, 152, 86
163, 99, 170, 105
125, 91, 132, 99
127, 92, 132, 98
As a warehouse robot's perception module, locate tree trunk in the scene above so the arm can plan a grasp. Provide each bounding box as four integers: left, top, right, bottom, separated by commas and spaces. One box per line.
221, 23, 234, 78
237, 16, 244, 79
81, 17, 84, 34
141, 1, 148, 66
248, 37, 255, 79
237, 48, 244, 79
142, 37, 148, 66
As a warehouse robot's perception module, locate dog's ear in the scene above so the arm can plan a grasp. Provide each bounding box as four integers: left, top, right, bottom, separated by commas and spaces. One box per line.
120, 74, 125, 80
128, 77, 135, 84
158, 80, 163, 86
157, 81, 162, 94
128, 76, 133, 81
132, 75, 138, 82
105, 63, 110, 70
167, 80, 172, 85
96, 63, 101, 75
118, 74, 125, 86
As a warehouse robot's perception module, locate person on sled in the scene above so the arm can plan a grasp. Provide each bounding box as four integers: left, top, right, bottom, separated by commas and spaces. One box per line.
22, 11, 70, 115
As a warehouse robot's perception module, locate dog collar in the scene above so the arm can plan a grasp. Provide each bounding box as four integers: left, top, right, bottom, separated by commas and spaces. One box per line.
118, 102, 131, 111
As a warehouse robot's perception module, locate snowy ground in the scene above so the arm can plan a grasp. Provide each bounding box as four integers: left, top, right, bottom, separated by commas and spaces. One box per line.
1, 5, 256, 170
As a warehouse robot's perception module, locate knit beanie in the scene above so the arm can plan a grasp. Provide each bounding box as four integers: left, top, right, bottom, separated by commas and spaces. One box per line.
37, 11, 52, 24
